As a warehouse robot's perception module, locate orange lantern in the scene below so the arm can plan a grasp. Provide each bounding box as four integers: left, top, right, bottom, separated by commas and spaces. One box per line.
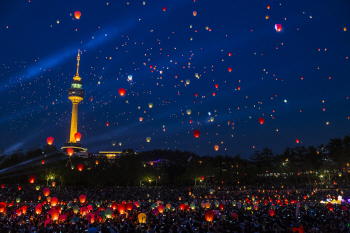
95, 160, 99, 165
158, 205, 164, 213
51, 209, 60, 221
67, 148, 74, 156
74, 132, 81, 142
205, 211, 215, 222
0, 204, 5, 213
21, 205, 27, 214
74, 11, 81, 20
51, 197, 58, 207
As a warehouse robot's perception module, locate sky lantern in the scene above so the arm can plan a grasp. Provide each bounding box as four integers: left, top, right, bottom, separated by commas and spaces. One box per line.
275, 24, 282, 32
215, 84, 218, 88
42, 160, 45, 164
193, 130, 200, 138
1, 184, 4, 189
18, 186, 21, 190
228, 67, 232, 72
186, 109, 191, 115
344, 27, 347, 31
95, 160, 99, 165
193, 11, 197, 16
269, 209, 275, 216
43, 188, 50, 197
259, 117, 264, 124
201, 176, 205, 180
74, 11, 81, 19
47, 137, 54, 145
29, 175, 35, 184
195, 93, 198, 97
118, 204, 126, 214
77, 164, 84, 171
51, 209, 59, 221
67, 148, 73, 156
106, 122, 109, 126
79, 195, 86, 204
296, 139, 300, 143
214, 145, 219, 151
139, 117, 143, 122
146, 137, 151, 142
138, 213, 147, 223
267, 5, 270, 9
212, 92, 216, 96
238, 87, 241, 90
148, 103, 153, 108
51, 197, 58, 207
74, 132, 81, 142
228, 52, 232, 56
265, 15, 269, 19
119, 88, 126, 96
163, 7, 166, 11
205, 211, 214, 222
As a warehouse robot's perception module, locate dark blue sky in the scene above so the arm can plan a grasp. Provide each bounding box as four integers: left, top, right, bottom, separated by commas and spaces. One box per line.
1, 0, 350, 157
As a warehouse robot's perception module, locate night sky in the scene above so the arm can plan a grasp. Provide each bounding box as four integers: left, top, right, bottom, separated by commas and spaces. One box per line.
1, 0, 350, 157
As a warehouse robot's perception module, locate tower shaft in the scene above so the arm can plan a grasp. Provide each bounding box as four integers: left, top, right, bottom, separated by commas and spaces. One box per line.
70, 102, 79, 143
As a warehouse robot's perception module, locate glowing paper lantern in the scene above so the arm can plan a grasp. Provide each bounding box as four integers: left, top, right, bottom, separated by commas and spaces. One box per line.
29, 175, 35, 184
214, 145, 219, 151
79, 195, 86, 204
51, 197, 58, 207
119, 88, 126, 96
163, 7, 166, 11
67, 148, 73, 156
74, 11, 81, 19
118, 204, 126, 214
205, 211, 215, 222
146, 137, 151, 142
296, 139, 299, 143
228, 68, 232, 72
259, 117, 264, 124
138, 213, 147, 223
275, 24, 282, 32
77, 164, 83, 171
148, 103, 153, 108
74, 132, 81, 142
193, 130, 200, 138
47, 137, 54, 145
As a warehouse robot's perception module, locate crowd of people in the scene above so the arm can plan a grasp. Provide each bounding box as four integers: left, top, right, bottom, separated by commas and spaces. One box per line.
0, 184, 349, 233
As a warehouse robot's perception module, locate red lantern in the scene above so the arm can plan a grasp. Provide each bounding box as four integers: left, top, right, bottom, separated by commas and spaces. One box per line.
158, 205, 164, 213
212, 92, 216, 96
47, 137, 54, 145
195, 93, 198, 97
1, 184, 4, 189
232, 212, 237, 218
0, 204, 5, 213
74, 132, 81, 142
219, 203, 224, 210
18, 186, 21, 190
163, 7, 166, 11
41, 160, 45, 164
228, 53, 232, 56
35, 204, 42, 214
43, 188, 50, 197
193, 130, 200, 138
79, 195, 86, 204
51, 209, 60, 221
296, 139, 299, 143
74, 11, 81, 20
259, 117, 264, 124
267, 5, 270, 9
215, 84, 218, 88
201, 176, 205, 180
118, 204, 126, 214
275, 24, 282, 32
29, 175, 35, 184
268, 209, 275, 216
119, 88, 126, 96
126, 203, 133, 211
77, 164, 84, 171
228, 68, 232, 72
67, 148, 73, 156
179, 204, 186, 210
106, 122, 109, 126
112, 202, 118, 210
205, 211, 215, 222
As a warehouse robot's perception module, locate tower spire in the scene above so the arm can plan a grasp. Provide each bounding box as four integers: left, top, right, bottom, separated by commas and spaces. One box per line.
73, 49, 81, 81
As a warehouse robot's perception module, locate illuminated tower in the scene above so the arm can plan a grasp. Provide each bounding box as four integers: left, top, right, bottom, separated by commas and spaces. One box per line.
62, 50, 87, 154
69, 50, 84, 142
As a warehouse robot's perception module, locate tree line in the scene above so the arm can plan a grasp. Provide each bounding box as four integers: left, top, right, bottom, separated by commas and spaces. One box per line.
0, 135, 349, 186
